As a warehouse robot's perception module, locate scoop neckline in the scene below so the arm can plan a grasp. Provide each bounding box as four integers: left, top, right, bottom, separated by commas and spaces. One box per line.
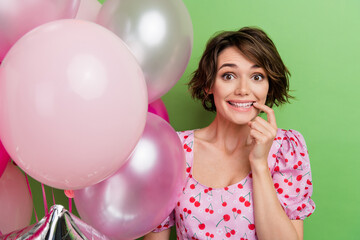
188, 129, 252, 190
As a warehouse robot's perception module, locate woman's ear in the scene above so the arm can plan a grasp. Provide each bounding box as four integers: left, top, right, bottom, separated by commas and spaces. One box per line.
205, 87, 213, 95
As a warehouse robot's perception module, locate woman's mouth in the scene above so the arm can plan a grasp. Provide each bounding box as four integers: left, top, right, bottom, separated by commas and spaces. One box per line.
227, 101, 254, 108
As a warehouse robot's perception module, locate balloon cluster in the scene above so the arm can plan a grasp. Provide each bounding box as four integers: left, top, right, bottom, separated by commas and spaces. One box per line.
0, 0, 192, 238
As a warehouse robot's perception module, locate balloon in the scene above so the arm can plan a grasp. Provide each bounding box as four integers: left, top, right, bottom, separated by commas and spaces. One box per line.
97, 0, 193, 102
0, 140, 10, 177
0, 0, 80, 62
74, 113, 185, 240
76, 0, 102, 22
0, 162, 33, 234
148, 98, 170, 123
0, 19, 148, 190
0, 205, 110, 240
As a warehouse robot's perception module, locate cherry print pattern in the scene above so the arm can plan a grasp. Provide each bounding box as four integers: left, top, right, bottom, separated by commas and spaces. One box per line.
153, 129, 315, 240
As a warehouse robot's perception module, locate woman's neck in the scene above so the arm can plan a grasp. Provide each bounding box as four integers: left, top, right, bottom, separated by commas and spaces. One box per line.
197, 114, 251, 155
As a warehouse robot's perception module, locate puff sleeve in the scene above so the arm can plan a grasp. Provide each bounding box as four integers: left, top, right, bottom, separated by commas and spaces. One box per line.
152, 210, 175, 232
272, 129, 316, 220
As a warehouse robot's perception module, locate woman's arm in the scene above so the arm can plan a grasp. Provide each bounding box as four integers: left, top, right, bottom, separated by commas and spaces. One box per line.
143, 229, 171, 240
248, 103, 302, 240
251, 162, 302, 240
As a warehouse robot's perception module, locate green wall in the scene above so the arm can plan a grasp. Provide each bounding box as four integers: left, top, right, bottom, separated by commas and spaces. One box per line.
28, 0, 360, 239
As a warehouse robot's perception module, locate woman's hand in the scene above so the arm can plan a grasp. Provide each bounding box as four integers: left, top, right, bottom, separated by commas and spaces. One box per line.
247, 102, 277, 167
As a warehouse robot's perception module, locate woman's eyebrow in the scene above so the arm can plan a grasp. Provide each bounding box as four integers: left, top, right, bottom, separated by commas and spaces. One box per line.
218, 63, 237, 70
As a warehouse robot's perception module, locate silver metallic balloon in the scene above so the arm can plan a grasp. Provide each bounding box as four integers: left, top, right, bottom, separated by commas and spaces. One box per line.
0, 205, 109, 240
97, 0, 193, 102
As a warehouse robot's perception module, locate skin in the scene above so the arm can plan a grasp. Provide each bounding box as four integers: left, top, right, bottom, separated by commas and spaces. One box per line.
144, 46, 303, 240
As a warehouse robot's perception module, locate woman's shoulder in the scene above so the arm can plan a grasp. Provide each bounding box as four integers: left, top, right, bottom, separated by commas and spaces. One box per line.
275, 128, 308, 148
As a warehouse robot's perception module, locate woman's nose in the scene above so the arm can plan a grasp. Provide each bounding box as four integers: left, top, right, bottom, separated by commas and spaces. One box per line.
234, 79, 250, 95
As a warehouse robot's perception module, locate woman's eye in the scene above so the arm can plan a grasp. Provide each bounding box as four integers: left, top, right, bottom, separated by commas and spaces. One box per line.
222, 73, 234, 80
253, 74, 264, 81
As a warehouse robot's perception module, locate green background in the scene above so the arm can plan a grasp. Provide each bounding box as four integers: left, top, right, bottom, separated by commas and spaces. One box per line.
26, 0, 360, 239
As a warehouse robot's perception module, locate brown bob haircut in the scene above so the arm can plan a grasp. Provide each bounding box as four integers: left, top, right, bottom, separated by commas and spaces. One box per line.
188, 27, 292, 112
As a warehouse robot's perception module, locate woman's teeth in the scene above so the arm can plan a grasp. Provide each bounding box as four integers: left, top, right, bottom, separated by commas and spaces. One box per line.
228, 101, 254, 108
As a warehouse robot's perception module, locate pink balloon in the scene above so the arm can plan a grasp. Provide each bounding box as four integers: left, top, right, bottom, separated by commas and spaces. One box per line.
0, 140, 10, 177
0, 0, 80, 62
76, 0, 102, 22
0, 19, 148, 190
148, 99, 170, 123
0, 162, 33, 234
74, 113, 185, 240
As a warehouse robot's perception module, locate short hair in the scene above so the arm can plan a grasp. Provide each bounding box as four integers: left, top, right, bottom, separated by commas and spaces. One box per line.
188, 27, 292, 112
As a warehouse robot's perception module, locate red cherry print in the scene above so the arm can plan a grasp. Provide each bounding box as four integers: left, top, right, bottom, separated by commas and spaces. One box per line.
204, 189, 208, 193
296, 216, 301, 220
300, 152, 305, 156
274, 183, 279, 188
226, 233, 231, 238
209, 210, 214, 214
210, 234, 214, 238
293, 164, 298, 169
223, 214, 230, 221
237, 209, 241, 214
205, 208, 209, 213
238, 183, 243, 189
180, 214, 184, 220
296, 175, 302, 181
302, 203, 306, 209
187, 147, 192, 152
244, 201, 251, 207
190, 184, 195, 189
156, 225, 162, 229
297, 206, 302, 211
239, 196, 245, 202
272, 154, 276, 158
183, 144, 188, 149
190, 197, 195, 203
222, 202, 227, 207
248, 224, 255, 230
298, 161, 302, 166
277, 188, 283, 194
188, 210, 192, 214
284, 179, 288, 183
274, 166, 280, 172
189, 174, 193, 178
232, 208, 237, 212
285, 194, 289, 198
288, 182, 293, 186
224, 187, 229, 191
206, 232, 210, 237
177, 202, 180, 206
186, 167, 191, 173
249, 173, 252, 178
209, 187, 213, 191
194, 201, 200, 207
285, 158, 289, 163
307, 179, 312, 185
184, 135, 188, 139
305, 187, 309, 190
296, 188, 300, 193
199, 223, 205, 230
183, 208, 187, 212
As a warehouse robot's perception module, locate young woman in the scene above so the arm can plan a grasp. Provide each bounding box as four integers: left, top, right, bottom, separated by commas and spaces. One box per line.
144, 27, 315, 240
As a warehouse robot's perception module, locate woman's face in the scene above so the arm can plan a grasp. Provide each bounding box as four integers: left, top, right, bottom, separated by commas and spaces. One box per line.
209, 46, 269, 125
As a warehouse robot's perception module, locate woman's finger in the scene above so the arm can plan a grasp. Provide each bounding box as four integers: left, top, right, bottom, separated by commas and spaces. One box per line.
253, 102, 277, 128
